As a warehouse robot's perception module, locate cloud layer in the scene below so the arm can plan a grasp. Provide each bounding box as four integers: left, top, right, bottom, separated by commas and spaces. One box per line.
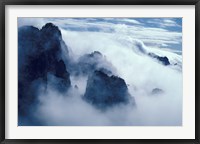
18, 18, 182, 126
18, 18, 182, 52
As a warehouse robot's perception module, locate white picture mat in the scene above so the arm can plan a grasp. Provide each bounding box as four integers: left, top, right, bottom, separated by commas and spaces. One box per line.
5, 5, 195, 139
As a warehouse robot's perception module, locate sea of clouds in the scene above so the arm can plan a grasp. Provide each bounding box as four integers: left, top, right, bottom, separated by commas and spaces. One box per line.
18, 18, 182, 126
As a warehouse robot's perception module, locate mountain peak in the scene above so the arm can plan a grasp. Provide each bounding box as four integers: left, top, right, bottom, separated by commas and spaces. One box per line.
84, 70, 135, 109
41, 22, 61, 37
42, 23, 57, 29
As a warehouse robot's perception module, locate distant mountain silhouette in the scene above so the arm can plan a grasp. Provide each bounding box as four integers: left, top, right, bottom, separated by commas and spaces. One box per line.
148, 52, 170, 66
71, 51, 116, 76
151, 88, 164, 95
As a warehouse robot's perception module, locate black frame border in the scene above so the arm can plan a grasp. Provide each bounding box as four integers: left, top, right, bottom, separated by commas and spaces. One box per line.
0, 0, 200, 144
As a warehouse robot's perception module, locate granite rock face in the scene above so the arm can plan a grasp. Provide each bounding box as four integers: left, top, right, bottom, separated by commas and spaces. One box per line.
18, 23, 71, 117
83, 70, 135, 109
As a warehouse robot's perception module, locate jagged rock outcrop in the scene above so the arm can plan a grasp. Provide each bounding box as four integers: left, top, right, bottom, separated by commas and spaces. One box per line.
18, 23, 71, 117
83, 70, 135, 109
148, 52, 170, 66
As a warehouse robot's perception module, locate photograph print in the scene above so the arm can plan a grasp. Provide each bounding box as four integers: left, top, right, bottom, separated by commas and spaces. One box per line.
18, 18, 182, 126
